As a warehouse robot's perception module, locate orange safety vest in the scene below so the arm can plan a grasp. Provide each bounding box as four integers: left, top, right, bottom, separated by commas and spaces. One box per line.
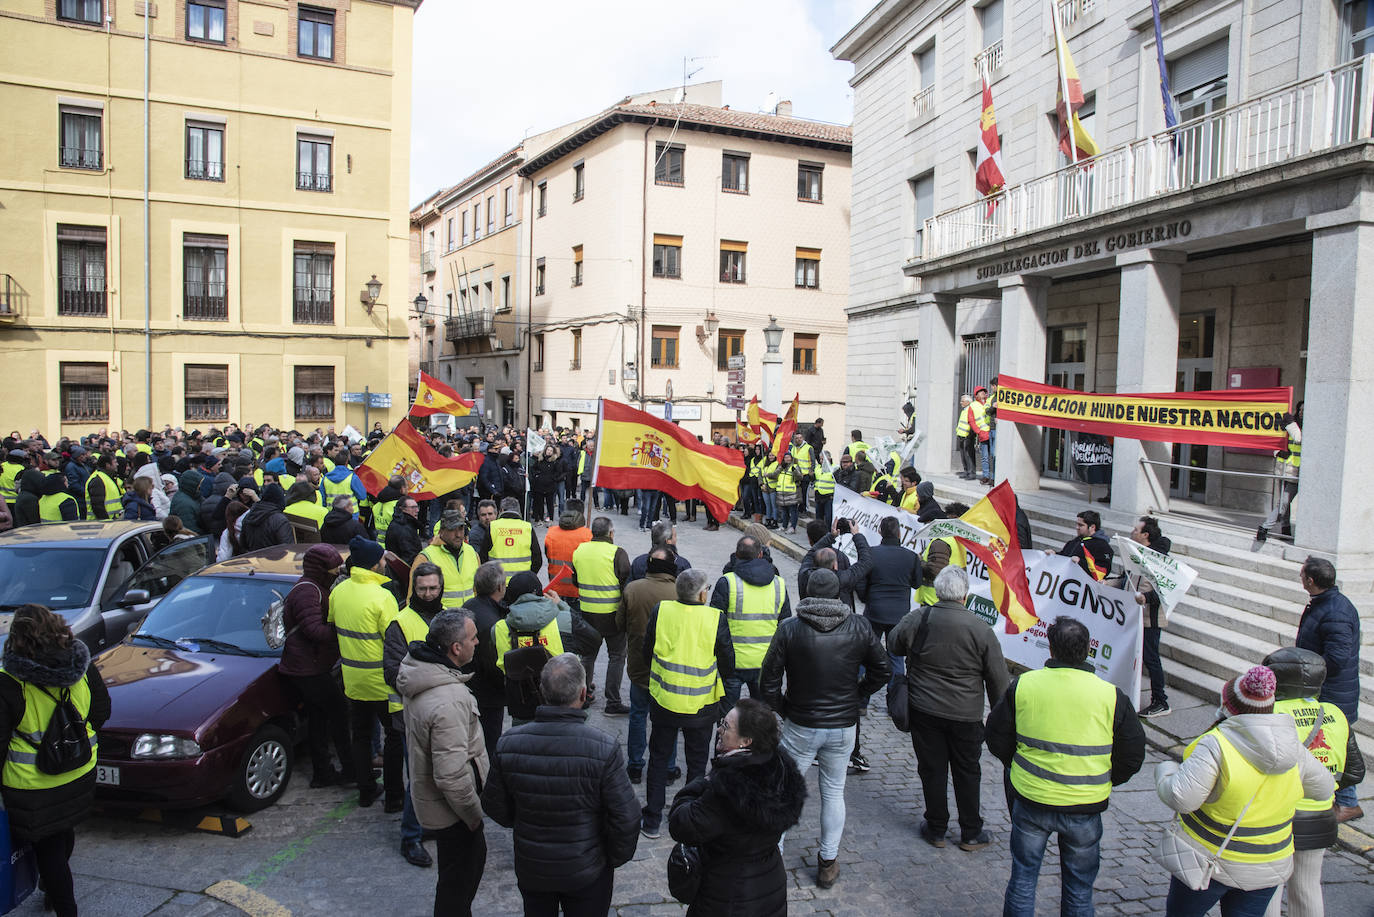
543, 525, 593, 599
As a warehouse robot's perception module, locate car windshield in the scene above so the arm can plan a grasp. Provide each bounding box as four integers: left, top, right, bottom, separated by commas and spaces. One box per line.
132, 576, 287, 657
0, 547, 106, 611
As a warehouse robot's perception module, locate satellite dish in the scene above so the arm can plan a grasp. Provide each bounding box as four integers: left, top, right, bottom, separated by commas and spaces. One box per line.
763, 90, 777, 113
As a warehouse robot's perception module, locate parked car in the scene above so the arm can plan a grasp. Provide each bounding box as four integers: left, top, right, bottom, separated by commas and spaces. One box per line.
94, 544, 345, 812
0, 522, 214, 650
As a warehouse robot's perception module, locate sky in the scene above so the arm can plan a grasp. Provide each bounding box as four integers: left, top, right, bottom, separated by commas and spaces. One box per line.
408, 0, 874, 206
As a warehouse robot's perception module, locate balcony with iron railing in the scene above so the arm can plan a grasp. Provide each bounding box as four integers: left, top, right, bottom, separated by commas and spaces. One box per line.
293, 290, 334, 324
1055, 0, 1097, 29
421, 248, 437, 273
444, 311, 495, 341
913, 85, 935, 118
973, 39, 1004, 83
0, 274, 13, 317
296, 171, 332, 192
58, 287, 107, 317
186, 159, 224, 181
184, 282, 227, 321
60, 147, 101, 171
919, 56, 1374, 263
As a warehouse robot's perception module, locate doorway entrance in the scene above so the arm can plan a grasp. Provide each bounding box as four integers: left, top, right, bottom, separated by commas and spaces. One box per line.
1170, 312, 1216, 500
1042, 325, 1088, 480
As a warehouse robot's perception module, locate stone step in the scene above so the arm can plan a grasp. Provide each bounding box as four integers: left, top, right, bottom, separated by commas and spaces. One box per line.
1170, 593, 1374, 678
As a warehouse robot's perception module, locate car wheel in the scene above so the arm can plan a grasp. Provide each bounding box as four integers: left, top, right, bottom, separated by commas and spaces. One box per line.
228, 725, 293, 812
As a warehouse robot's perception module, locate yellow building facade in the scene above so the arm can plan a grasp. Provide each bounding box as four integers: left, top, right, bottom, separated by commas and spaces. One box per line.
0, 0, 418, 437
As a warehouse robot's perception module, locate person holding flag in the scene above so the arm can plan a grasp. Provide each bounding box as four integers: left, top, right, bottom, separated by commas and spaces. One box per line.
1050, 510, 1114, 583
956, 481, 1038, 635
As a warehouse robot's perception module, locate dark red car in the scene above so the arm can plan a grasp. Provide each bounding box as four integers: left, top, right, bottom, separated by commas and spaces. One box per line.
94, 545, 341, 812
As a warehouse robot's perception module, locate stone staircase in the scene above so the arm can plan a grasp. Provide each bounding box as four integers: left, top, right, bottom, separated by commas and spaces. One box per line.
925, 473, 1374, 756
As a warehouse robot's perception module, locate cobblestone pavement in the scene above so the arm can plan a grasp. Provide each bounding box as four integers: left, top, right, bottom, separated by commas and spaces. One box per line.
14, 517, 1373, 916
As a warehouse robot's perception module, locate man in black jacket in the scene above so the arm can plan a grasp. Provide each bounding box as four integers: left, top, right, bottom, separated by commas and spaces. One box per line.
1053, 509, 1113, 581
860, 515, 922, 677
320, 494, 368, 546
238, 483, 294, 552
481, 654, 640, 916
760, 569, 889, 890
385, 497, 425, 565
461, 561, 508, 763
798, 518, 872, 609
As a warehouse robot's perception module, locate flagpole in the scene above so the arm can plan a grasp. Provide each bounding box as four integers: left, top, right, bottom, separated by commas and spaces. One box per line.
1050, 0, 1077, 167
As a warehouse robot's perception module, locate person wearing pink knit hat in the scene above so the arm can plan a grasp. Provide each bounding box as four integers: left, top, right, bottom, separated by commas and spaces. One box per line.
1154, 665, 1334, 916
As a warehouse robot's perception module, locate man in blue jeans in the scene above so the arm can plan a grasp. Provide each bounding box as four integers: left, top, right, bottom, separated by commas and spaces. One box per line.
985, 616, 1146, 916
620, 546, 680, 784
711, 536, 791, 707
760, 569, 889, 889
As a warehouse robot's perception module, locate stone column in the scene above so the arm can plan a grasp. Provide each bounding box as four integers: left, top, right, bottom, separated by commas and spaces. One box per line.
914, 293, 958, 474
996, 276, 1049, 492
1297, 216, 1374, 577
1111, 250, 1184, 516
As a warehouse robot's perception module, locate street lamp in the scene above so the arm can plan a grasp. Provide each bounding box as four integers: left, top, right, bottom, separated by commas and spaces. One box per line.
412, 292, 429, 314
761, 315, 784, 414
361, 274, 383, 312
763, 315, 784, 354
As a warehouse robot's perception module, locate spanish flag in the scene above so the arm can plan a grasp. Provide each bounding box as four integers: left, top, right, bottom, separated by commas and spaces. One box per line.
594, 399, 744, 521
1052, 6, 1100, 161
736, 421, 760, 444
356, 421, 483, 500
410, 370, 475, 418
956, 481, 1038, 634
770, 394, 800, 462
747, 397, 777, 440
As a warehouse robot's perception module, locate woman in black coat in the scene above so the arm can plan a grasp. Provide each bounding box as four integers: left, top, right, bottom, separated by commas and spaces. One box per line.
669, 698, 806, 917
528, 446, 560, 524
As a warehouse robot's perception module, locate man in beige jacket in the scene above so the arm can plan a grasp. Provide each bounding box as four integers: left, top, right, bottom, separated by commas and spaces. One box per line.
396, 608, 488, 917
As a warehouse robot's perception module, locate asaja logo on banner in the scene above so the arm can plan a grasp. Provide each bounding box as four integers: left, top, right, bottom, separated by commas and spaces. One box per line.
630, 434, 670, 471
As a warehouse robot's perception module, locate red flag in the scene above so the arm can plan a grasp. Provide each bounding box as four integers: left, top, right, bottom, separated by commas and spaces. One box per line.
975, 77, 1007, 209
355, 422, 483, 500
956, 481, 1038, 634
770, 394, 800, 463
410, 371, 475, 418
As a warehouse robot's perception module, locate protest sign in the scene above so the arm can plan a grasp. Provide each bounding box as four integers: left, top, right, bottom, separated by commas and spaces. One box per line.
1113, 535, 1198, 624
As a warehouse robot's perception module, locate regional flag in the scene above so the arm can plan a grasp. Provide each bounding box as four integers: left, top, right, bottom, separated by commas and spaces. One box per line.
747, 397, 777, 440
956, 481, 1038, 634
594, 399, 745, 521
975, 77, 1007, 205
410, 370, 475, 418
355, 421, 483, 500
770, 394, 800, 463
1052, 5, 1100, 161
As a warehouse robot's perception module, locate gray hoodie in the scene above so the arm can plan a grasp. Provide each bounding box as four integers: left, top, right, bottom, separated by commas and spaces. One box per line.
1154, 713, 1334, 891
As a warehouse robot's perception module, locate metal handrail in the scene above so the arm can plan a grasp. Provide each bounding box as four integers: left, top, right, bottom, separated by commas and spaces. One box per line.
1138, 457, 1291, 482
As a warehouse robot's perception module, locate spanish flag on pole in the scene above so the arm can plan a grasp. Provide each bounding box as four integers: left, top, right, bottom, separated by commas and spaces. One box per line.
410, 370, 475, 418
770, 394, 800, 462
594, 399, 744, 520
736, 421, 760, 444
956, 481, 1039, 634
1051, 2, 1100, 162
747, 396, 777, 441
356, 421, 483, 500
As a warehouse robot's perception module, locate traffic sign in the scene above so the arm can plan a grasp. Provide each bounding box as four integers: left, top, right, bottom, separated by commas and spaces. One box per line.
726, 398, 746, 410
342, 391, 392, 407
726, 384, 745, 398
727, 369, 746, 384
727, 354, 746, 370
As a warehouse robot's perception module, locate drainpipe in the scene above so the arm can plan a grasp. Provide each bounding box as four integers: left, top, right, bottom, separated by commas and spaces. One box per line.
639, 121, 658, 412
143, 8, 151, 428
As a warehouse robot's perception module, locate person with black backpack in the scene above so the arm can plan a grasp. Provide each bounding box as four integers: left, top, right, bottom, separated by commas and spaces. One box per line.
0, 604, 111, 917
490, 573, 597, 727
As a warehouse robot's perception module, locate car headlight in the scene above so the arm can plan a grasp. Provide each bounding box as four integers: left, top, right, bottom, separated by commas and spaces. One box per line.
131, 734, 202, 759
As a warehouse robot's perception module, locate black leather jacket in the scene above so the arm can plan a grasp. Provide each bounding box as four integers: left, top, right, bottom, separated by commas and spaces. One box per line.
759, 596, 890, 729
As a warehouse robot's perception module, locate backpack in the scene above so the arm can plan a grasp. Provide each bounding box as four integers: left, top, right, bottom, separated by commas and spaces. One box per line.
502, 627, 553, 720
261, 586, 301, 650
18, 686, 92, 776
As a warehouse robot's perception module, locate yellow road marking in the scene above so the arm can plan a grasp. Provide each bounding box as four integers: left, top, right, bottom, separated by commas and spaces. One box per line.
204, 880, 292, 917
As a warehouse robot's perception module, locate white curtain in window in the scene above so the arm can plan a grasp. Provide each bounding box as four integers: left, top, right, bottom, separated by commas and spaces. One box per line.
312, 257, 332, 302
316, 21, 333, 58
85, 248, 104, 293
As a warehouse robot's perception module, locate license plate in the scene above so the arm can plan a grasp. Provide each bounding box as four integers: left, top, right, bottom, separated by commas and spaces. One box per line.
95, 765, 120, 786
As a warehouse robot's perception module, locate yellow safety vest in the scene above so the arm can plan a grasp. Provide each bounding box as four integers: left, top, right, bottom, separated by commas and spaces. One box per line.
420, 542, 479, 608
328, 567, 399, 702
373, 499, 398, 547
0, 462, 25, 504
489, 517, 534, 581
136, 443, 152, 455
1010, 666, 1117, 807
1273, 696, 1348, 811
253, 469, 265, 489
722, 572, 784, 670
322, 472, 364, 508
649, 600, 724, 714
915, 536, 967, 606
284, 500, 328, 528
572, 540, 622, 615
1178, 728, 1304, 864
846, 440, 870, 460
773, 467, 797, 494
85, 470, 123, 519
387, 607, 433, 714
790, 443, 814, 475
1280, 432, 1301, 470
870, 473, 895, 494
813, 469, 835, 497
39, 492, 77, 523
900, 486, 920, 513
956, 406, 971, 438
1, 672, 97, 790
969, 401, 989, 436
492, 617, 564, 672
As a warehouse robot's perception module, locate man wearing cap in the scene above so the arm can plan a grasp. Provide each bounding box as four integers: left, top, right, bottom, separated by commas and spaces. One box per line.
330, 536, 405, 810
968, 388, 993, 485
421, 511, 480, 610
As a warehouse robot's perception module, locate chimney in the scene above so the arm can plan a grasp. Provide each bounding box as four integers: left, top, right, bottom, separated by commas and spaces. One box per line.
776, 100, 793, 116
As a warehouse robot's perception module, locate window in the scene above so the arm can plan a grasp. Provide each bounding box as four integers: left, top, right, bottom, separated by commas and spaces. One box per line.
187, 0, 226, 42
792, 333, 818, 374
533, 334, 544, 372
486, 195, 495, 234
183, 233, 228, 321
444, 217, 454, 250
499, 274, 511, 311
572, 162, 585, 201
655, 143, 684, 186
297, 5, 335, 61
975, 0, 1004, 79
911, 172, 934, 257
292, 241, 334, 324
962, 333, 999, 394
59, 363, 108, 422
914, 44, 936, 116
652, 234, 682, 278
57, 0, 101, 25
473, 204, 481, 239
445, 291, 453, 315
722, 152, 749, 193
537, 181, 547, 217
571, 329, 582, 370
798, 162, 823, 201
902, 341, 919, 400
184, 364, 229, 421
294, 366, 334, 420
795, 248, 821, 289
57, 224, 106, 316
461, 211, 469, 245
716, 329, 744, 371
60, 106, 102, 171
504, 187, 514, 225
719, 240, 747, 284
979, 0, 1003, 49
651, 326, 679, 368
1346, 0, 1374, 59
1170, 38, 1228, 120
571, 245, 583, 286
296, 135, 331, 191
535, 257, 546, 296
185, 121, 224, 181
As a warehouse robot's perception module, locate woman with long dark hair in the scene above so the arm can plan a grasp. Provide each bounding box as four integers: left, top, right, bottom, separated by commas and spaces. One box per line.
0, 604, 111, 917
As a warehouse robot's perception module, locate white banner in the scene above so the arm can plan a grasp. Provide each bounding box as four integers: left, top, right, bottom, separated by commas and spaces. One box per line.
830, 486, 1142, 703
1113, 535, 1197, 624
526, 428, 547, 455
